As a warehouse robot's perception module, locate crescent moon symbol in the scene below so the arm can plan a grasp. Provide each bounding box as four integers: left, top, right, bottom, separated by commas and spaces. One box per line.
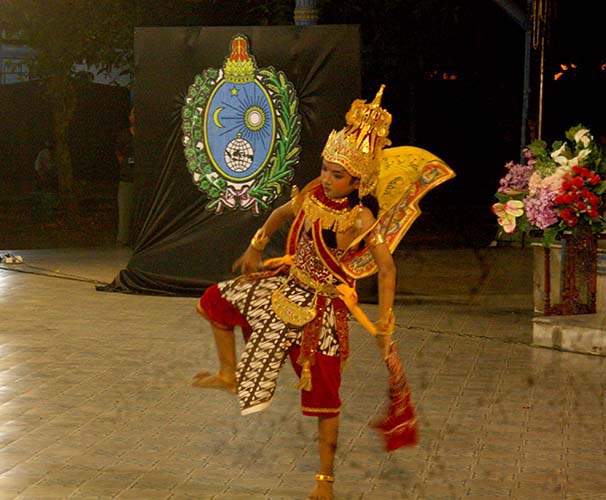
213, 107, 225, 128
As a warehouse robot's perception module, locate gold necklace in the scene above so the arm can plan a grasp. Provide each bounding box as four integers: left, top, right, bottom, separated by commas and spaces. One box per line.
303, 192, 358, 233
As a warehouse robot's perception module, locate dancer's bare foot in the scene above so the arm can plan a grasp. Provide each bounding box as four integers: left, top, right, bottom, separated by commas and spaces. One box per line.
192, 370, 212, 380
191, 373, 237, 394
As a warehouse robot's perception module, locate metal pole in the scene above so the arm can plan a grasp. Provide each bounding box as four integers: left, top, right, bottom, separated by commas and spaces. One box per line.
537, 31, 545, 140
520, 0, 532, 159
532, 0, 550, 141
491, 0, 532, 157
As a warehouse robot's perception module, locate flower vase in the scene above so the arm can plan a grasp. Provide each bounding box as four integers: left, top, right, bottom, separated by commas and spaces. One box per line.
543, 228, 597, 315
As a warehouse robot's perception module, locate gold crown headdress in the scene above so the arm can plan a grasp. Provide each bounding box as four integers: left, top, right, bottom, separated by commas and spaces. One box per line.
223, 35, 256, 83
322, 85, 392, 196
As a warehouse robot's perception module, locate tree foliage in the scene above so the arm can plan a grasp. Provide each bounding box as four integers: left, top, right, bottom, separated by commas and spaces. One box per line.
0, 0, 135, 218
0, 0, 134, 76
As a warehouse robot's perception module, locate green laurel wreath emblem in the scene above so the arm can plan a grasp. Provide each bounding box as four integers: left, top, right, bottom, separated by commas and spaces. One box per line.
182, 66, 301, 214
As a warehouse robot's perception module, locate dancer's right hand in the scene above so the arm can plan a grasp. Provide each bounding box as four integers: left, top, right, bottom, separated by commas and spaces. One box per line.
231, 246, 263, 275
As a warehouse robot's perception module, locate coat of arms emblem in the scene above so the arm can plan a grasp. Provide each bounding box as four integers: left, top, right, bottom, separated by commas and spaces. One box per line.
182, 34, 301, 214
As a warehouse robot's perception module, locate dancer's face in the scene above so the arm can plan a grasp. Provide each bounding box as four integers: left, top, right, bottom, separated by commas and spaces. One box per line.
320, 160, 359, 199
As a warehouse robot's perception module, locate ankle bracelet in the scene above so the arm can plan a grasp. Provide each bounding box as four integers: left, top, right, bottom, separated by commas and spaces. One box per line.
315, 473, 335, 483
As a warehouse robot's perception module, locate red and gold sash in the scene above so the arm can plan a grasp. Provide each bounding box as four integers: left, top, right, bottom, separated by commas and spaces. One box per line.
278, 186, 363, 370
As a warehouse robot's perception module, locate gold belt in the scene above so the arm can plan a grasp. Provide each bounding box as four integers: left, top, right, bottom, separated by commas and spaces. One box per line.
290, 266, 339, 298
271, 266, 339, 327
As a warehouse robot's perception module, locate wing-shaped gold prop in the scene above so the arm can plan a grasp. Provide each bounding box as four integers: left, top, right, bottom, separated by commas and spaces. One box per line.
342, 145, 456, 279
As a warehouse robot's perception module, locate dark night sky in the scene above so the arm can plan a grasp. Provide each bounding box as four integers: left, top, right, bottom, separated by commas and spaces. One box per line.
550, 0, 604, 69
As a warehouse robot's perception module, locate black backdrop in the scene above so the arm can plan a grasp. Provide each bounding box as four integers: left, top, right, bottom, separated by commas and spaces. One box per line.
103, 25, 361, 295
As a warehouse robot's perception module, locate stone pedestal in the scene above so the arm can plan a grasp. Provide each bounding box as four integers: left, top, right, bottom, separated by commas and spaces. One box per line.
532, 237, 606, 355
533, 314, 606, 355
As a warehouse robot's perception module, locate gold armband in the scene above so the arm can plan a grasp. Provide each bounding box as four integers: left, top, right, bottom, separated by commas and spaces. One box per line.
367, 228, 385, 248
374, 309, 395, 336
250, 228, 270, 251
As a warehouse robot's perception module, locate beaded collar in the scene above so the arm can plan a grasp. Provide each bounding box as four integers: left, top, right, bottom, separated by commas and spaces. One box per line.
302, 185, 358, 233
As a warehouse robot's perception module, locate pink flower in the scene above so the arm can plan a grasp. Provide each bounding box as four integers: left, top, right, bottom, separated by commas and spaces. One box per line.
494, 124, 605, 239
524, 189, 559, 229
498, 161, 533, 194
492, 200, 524, 233
522, 147, 536, 167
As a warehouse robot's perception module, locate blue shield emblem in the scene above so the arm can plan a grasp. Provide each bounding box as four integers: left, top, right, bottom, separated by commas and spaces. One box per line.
182, 34, 301, 214
204, 80, 275, 182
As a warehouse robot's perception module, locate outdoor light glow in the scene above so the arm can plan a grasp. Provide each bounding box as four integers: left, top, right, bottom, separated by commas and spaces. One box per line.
554, 62, 579, 81
423, 70, 458, 81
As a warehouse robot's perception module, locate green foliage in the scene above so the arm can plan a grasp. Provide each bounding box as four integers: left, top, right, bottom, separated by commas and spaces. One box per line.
527, 139, 558, 177
0, 0, 135, 81
249, 68, 301, 208
0, 0, 136, 216
542, 227, 559, 248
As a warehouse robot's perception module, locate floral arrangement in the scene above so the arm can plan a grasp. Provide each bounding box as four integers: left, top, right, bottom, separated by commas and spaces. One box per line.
493, 124, 606, 247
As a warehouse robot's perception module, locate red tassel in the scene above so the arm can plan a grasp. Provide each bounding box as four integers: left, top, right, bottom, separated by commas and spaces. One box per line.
369, 343, 418, 451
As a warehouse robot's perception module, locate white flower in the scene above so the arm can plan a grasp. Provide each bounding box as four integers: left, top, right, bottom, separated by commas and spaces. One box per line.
574, 128, 592, 147
563, 149, 591, 168
576, 148, 591, 162
551, 143, 567, 158
551, 143, 569, 166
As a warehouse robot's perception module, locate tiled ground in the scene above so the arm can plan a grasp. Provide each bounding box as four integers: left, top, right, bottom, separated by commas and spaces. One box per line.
0, 247, 605, 499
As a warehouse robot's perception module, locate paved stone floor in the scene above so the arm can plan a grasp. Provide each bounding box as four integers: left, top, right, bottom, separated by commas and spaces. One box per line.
0, 247, 605, 499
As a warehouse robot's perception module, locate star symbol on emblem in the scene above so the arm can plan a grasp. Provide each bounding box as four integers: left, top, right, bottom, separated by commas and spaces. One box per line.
231, 87, 239, 96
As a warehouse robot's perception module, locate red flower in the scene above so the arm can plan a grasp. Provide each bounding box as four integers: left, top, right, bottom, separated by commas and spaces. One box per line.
559, 207, 579, 227
566, 215, 578, 227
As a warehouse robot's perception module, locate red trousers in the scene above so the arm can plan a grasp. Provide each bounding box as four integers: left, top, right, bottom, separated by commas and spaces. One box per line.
198, 284, 341, 417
